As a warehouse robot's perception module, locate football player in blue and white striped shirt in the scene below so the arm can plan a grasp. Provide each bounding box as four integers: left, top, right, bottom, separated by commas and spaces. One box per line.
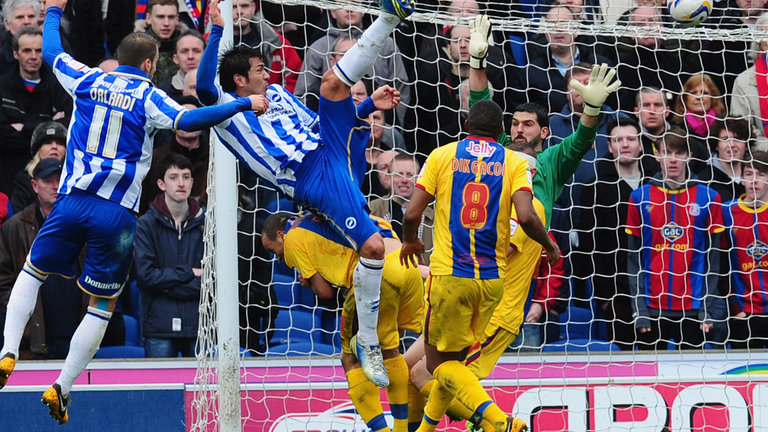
0, 0, 267, 423
198, 0, 413, 388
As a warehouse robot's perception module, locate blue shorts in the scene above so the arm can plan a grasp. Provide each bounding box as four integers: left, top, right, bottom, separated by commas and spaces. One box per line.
28, 190, 136, 298
294, 96, 377, 250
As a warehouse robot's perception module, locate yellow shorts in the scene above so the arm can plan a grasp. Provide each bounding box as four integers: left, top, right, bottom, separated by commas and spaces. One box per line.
341, 251, 423, 353
423, 274, 504, 353
465, 323, 517, 380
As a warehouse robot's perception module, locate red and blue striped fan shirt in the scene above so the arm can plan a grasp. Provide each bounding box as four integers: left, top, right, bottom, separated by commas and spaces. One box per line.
722, 197, 768, 314
625, 182, 724, 311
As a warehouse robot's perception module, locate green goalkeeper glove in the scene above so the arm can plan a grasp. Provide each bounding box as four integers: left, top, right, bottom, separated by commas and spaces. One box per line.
569, 63, 622, 117
469, 14, 491, 69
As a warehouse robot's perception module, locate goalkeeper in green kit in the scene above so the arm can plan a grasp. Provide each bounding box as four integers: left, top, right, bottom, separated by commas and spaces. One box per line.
468, 15, 621, 227
403, 15, 622, 432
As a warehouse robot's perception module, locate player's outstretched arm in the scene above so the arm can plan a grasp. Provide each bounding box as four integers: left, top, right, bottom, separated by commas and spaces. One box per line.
371, 85, 401, 111
513, 189, 560, 265
42, 3, 67, 66
356, 85, 401, 120
569, 63, 621, 128
197, 1, 225, 106
175, 95, 263, 131
467, 15, 511, 147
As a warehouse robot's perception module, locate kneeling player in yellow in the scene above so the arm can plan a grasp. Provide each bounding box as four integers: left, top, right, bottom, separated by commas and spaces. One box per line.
262, 212, 423, 432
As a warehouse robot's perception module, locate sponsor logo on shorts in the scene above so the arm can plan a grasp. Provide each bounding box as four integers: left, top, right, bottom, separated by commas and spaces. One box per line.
84, 275, 122, 291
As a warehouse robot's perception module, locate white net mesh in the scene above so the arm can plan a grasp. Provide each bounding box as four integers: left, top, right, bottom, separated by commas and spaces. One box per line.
192, 0, 768, 430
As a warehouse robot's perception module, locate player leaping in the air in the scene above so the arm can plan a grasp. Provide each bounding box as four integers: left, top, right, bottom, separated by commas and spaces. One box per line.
197, 0, 414, 387
262, 212, 423, 432
0, 0, 267, 424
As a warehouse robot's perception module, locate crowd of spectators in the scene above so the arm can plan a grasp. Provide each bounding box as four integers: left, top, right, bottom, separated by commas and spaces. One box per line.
3, 0, 768, 356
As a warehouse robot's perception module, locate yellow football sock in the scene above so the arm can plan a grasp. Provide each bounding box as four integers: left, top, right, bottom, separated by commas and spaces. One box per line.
446, 397, 474, 422
385, 356, 409, 432
445, 398, 494, 431
432, 360, 507, 432
408, 383, 426, 432
347, 368, 390, 432
416, 381, 453, 432
419, 379, 435, 397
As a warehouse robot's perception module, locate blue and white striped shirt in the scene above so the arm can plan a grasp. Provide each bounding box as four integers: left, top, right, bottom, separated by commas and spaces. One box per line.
50, 56, 186, 212
198, 26, 320, 196
209, 85, 320, 196
44, 6, 253, 212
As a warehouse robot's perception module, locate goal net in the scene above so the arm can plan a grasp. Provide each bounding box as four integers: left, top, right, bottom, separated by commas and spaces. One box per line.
191, 0, 768, 430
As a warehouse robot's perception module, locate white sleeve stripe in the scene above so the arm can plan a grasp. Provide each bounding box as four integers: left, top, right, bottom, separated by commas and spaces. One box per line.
173, 110, 185, 130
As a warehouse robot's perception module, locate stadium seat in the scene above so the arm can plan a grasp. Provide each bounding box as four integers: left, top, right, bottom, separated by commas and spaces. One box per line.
128, 281, 142, 319
94, 315, 145, 358
507, 34, 527, 66
272, 268, 300, 307
270, 308, 325, 346
264, 341, 339, 357
94, 345, 146, 359
541, 338, 620, 353
557, 304, 607, 342
261, 193, 294, 215
272, 263, 318, 308
123, 315, 141, 346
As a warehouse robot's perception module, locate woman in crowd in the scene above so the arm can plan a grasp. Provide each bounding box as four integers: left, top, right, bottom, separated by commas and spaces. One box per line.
672, 74, 725, 172
697, 117, 751, 203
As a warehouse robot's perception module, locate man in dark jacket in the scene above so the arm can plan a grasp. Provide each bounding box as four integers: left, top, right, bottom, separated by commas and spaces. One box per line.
523, 6, 613, 115
0, 0, 38, 76
574, 118, 656, 350
140, 96, 209, 214
134, 153, 205, 358
0, 25, 71, 196
10, 121, 67, 213
136, 0, 189, 84
0, 158, 87, 359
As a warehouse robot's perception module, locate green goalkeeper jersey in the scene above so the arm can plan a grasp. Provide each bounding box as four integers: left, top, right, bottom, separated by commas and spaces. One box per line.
469, 87, 597, 228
